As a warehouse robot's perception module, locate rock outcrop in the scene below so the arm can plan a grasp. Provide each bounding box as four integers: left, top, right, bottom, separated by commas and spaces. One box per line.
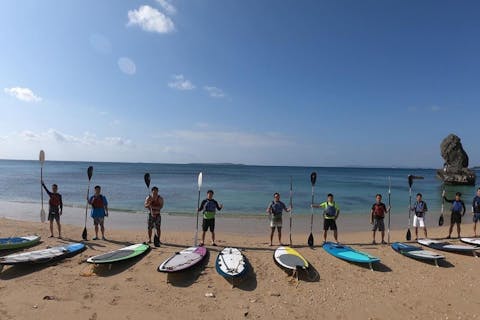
436, 134, 476, 185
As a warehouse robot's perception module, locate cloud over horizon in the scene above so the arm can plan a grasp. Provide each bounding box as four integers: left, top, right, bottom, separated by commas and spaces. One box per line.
4, 87, 42, 102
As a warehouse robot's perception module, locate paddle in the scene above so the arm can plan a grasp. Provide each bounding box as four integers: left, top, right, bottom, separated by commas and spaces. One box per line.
407, 175, 424, 241
289, 176, 293, 247
307, 172, 317, 247
39, 150, 45, 223
144, 173, 160, 247
82, 166, 94, 240
439, 188, 445, 226
387, 176, 391, 244
194, 172, 203, 246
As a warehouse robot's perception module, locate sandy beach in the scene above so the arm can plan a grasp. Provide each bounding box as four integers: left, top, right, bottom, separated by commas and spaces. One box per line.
1, 206, 480, 320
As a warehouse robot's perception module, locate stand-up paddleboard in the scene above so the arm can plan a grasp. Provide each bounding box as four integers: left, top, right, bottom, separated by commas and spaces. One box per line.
274, 246, 309, 271
460, 238, 480, 247
418, 239, 478, 256
391, 242, 445, 266
158, 246, 207, 272
323, 242, 380, 270
0, 243, 85, 265
215, 247, 247, 278
0, 236, 41, 250
87, 243, 150, 264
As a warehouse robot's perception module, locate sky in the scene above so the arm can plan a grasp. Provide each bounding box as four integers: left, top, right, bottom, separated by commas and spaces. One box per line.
0, 0, 479, 167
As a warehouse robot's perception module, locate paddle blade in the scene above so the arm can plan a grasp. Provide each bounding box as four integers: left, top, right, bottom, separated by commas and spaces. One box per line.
82, 227, 88, 240
308, 233, 314, 247
39, 150, 45, 163
87, 166, 93, 180
439, 214, 444, 226
406, 228, 411, 241
310, 172, 317, 186
154, 234, 160, 247
408, 175, 413, 188
198, 172, 203, 190
40, 208, 46, 223
144, 173, 151, 189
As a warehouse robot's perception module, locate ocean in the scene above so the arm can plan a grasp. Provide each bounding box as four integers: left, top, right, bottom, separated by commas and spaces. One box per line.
0, 160, 478, 217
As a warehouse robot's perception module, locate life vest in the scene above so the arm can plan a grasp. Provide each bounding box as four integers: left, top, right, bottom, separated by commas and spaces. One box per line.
270, 201, 285, 216
49, 194, 61, 207
91, 195, 105, 209
452, 201, 463, 213
414, 201, 426, 217
204, 199, 218, 213
324, 202, 337, 217
373, 203, 385, 218
474, 197, 480, 213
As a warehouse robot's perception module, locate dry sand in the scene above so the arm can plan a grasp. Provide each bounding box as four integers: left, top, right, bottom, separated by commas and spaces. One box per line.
1, 216, 480, 320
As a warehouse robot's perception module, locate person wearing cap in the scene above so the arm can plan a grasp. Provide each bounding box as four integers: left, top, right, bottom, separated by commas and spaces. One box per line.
144, 186, 164, 244
198, 190, 223, 246
444, 191, 466, 239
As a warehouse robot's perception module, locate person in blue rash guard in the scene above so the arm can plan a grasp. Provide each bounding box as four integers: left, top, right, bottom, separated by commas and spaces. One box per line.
472, 188, 480, 237
444, 191, 466, 239
88, 185, 109, 240
198, 190, 223, 246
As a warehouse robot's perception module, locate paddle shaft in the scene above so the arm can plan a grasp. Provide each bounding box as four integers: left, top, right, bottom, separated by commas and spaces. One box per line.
388, 177, 391, 244
289, 176, 293, 247
195, 188, 201, 246
310, 185, 314, 233
40, 166, 44, 210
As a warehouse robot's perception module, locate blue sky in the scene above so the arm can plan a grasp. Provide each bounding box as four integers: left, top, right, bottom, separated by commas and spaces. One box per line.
1, 0, 479, 167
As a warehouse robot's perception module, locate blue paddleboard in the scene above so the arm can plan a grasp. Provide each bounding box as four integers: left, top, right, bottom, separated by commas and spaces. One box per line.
323, 242, 380, 268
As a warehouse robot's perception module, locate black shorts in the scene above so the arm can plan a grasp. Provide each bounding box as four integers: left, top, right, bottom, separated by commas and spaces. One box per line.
324, 218, 337, 231
451, 212, 462, 224
202, 218, 215, 232
148, 214, 161, 230
48, 212, 60, 222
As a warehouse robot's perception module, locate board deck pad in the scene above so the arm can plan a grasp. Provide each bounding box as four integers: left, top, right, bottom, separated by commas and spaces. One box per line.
418, 239, 477, 253
323, 242, 380, 264
0, 236, 41, 250
274, 246, 309, 270
87, 243, 150, 264
0, 243, 85, 265
158, 246, 207, 272
215, 247, 247, 278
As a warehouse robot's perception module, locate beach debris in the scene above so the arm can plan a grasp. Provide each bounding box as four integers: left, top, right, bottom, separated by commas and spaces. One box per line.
269, 292, 281, 297
32, 305, 38, 309
43, 295, 56, 301
205, 292, 215, 298
249, 299, 257, 303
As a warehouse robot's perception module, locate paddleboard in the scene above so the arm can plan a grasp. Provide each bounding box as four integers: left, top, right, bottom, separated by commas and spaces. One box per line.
0, 243, 85, 265
273, 246, 309, 270
87, 243, 150, 264
158, 246, 207, 272
323, 242, 380, 267
215, 247, 247, 278
460, 238, 480, 246
418, 239, 478, 254
0, 235, 41, 250
391, 242, 445, 262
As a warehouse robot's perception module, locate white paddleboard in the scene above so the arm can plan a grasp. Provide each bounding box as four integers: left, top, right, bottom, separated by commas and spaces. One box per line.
215, 247, 247, 278
418, 239, 477, 253
158, 246, 207, 272
460, 238, 480, 246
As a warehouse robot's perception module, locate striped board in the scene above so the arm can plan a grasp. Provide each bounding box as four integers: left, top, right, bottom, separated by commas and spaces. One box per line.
418, 239, 478, 256
460, 238, 480, 246
158, 246, 207, 272
391, 242, 445, 266
273, 246, 309, 271
323, 242, 380, 270
0, 243, 85, 265
0, 235, 41, 250
87, 243, 150, 264
215, 247, 247, 278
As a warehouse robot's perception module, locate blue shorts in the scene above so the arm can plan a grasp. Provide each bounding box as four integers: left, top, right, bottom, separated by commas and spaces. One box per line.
474, 213, 480, 223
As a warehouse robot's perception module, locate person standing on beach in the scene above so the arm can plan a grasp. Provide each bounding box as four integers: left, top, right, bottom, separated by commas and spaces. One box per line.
444, 191, 466, 239
410, 193, 428, 240
312, 193, 340, 244
198, 190, 223, 246
266, 192, 290, 246
370, 194, 389, 244
472, 188, 480, 237
144, 186, 164, 244
88, 185, 109, 240
41, 180, 63, 238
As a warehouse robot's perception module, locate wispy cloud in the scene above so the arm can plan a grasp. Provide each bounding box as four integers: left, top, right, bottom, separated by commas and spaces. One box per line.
127, 5, 174, 34
168, 74, 195, 90
204, 86, 226, 98
118, 57, 137, 75
156, 0, 176, 15
4, 87, 42, 102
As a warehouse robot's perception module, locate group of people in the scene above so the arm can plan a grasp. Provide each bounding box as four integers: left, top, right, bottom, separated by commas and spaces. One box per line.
40, 179, 480, 246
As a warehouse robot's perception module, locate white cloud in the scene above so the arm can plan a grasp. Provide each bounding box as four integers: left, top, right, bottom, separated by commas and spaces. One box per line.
4, 87, 42, 102
127, 5, 174, 34
168, 74, 195, 90
156, 0, 176, 15
204, 86, 226, 98
118, 57, 137, 75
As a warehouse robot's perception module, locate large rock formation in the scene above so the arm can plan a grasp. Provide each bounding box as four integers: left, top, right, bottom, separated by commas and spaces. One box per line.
437, 134, 476, 185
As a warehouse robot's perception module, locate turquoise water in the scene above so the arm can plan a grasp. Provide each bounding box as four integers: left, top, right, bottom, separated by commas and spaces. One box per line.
0, 160, 478, 216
